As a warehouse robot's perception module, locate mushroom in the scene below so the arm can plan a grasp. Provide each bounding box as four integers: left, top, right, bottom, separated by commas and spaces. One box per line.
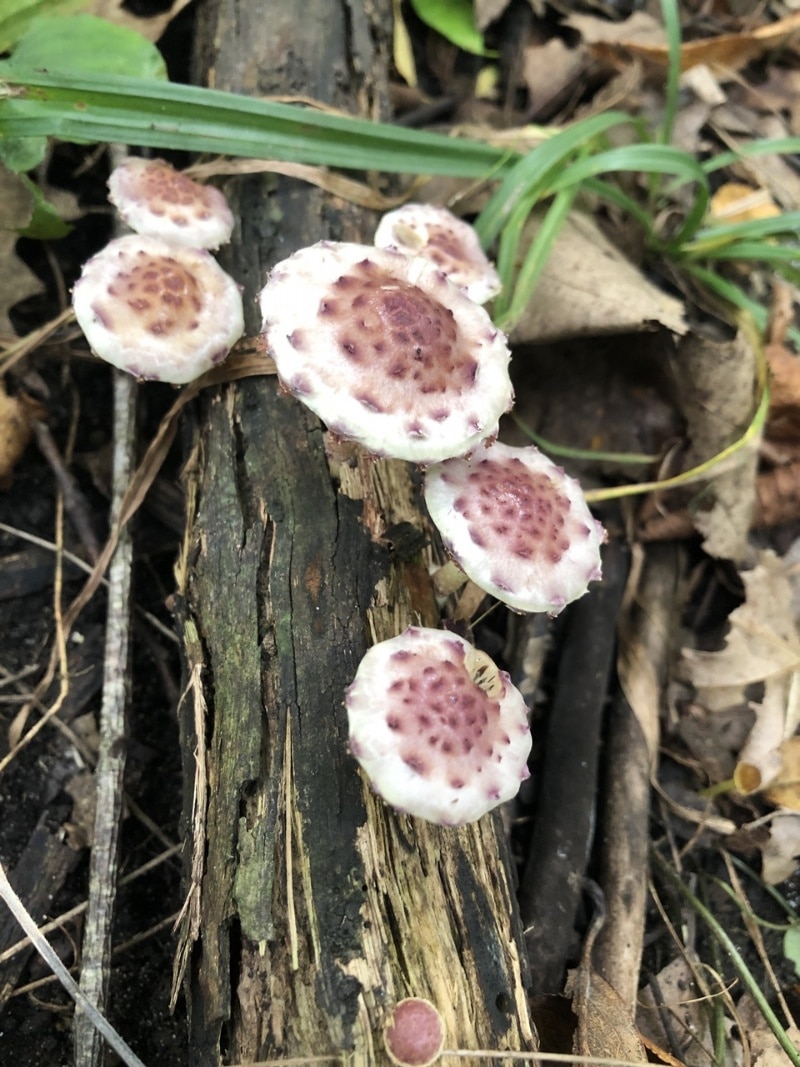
384, 998, 445, 1067
72, 233, 244, 384
424, 440, 605, 615
374, 203, 501, 305
107, 157, 235, 250
258, 240, 513, 464
345, 626, 531, 827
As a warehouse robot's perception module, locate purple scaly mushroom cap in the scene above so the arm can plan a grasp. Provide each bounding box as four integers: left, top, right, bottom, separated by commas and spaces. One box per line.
258, 241, 513, 464
346, 626, 531, 827
72, 234, 244, 384
424, 440, 605, 615
107, 157, 235, 250
374, 203, 501, 305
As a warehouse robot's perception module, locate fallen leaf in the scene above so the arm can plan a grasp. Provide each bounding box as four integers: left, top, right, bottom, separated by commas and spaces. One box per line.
669, 327, 760, 560
636, 956, 716, 1067
0, 169, 44, 338
761, 813, 800, 884
709, 182, 781, 224
508, 209, 687, 345
566, 965, 648, 1063
764, 736, 800, 809
587, 11, 800, 77
683, 553, 800, 691
522, 37, 585, 119
736, 992, 800, 1065
0, 379, 41, 487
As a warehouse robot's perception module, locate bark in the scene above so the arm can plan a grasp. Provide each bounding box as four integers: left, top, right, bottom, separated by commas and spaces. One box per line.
174, 1, 537, 1064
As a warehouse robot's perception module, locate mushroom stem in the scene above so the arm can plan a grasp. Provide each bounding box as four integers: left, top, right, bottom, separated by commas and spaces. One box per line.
431, 558, 468, 596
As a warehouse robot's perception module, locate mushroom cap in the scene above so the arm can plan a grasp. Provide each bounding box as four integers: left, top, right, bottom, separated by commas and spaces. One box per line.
259, 241, 513, 464
107, 157, 235, 249
346, 626, 531, 827
374, 203, 501, 305
384, 998, 445, 1067
72, 234, 244, 384
424, 441, 605, 615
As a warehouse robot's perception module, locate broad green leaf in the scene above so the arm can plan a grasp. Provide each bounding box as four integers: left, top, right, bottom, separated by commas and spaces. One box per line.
409, 0, 494, 57
784, 926, 800, 980
0, 14, 167, 80
0, 133, 47, 172
17, 172, 70, 237
0, 0, 85, 53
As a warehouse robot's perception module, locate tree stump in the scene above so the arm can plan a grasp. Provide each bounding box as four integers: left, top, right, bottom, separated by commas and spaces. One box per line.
175, 1, 537, 1062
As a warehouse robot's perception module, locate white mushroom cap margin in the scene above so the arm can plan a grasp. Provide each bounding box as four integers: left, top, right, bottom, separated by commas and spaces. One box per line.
108, 157, 235, 250
72, 234, 244, 384
346, 626, 531, 827
374, 203, 502, 305
259, 241, 513, 464
424, 441, 605, 615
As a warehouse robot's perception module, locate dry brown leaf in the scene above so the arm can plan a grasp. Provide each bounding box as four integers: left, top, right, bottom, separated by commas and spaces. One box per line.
764, 341, 800, 442
565, 10, 667, 49
185, 157, 413, 211
0, 169, 43, 339
0, 380, 43, 488
709, 182, 781, 223
85, 0, 195, 42
508, 209, 687, 345
588, 11, 800, 76
763, 735, 800, 808
566, 964, 648, 1063
669, 328, 760, 560
683, 552, 800, 691
761, 812, 800, 884
709, 113, 800, 212
636, 957, 715, 1067
736, 992, 800, 1064
522, 37, 585, 118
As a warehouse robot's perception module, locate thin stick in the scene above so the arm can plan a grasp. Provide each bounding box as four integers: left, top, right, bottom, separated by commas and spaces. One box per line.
0, 860, 147, 1067
75, 369, 137, 1067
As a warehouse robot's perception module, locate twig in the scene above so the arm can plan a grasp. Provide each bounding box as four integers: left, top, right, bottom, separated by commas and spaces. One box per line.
0, 860, 147, 1067
75, 369, 137, 1067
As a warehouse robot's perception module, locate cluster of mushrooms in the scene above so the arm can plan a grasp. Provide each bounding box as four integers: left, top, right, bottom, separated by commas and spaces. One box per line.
72, 159, 605, 831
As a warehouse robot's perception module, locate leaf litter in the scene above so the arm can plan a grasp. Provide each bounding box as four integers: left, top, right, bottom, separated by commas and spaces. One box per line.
6, 1, 800, 1066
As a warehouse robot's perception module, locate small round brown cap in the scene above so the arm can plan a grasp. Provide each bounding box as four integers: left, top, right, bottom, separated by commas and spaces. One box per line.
384, 998, 445, 1067
72, 234, 244, 384
346, 626, 531, 826
108, 157, 235, 250
259, 241, 512, 463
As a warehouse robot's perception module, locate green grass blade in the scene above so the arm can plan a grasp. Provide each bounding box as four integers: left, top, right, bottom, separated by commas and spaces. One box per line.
683, 211, 800, 255
659, 0, 682, 146
0, 69, 509, 177
653, 851, 800, 1067
703, 137, 800, 175
496, 183, 579, 332
699, 240, 800, 264
473, 110, 637, 246
582, 177, 659, 241
545, 142, 710, 245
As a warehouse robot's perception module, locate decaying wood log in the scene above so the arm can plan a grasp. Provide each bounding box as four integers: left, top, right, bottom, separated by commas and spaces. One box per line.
173, 1, 536, 1063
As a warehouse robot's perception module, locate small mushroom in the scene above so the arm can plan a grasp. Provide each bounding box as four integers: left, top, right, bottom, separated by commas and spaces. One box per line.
384, 998, 445, 1067
346, 626, 531, 827
258, 240, 513, 464
424, 440, 605, 615
107, 157, 235, 250
72, 234, 244, 384
374, 203, 501, 305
